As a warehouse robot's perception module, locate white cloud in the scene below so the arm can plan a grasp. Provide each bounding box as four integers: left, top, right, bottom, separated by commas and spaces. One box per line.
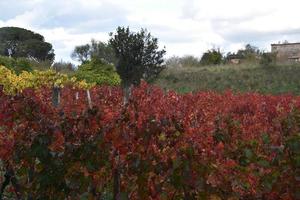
1, 0, 300, 63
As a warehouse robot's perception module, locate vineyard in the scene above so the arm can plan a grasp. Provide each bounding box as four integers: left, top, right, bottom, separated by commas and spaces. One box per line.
0, 72, 300, 199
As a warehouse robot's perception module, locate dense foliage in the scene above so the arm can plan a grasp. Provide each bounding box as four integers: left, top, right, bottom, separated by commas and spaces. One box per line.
0, 56, 32, 74
200, 49, 223, 65
75, 58, 121, 86
0, 65, 91, 95
0, 81, 299, 199
225, 44, 261, 63
0, 27, 55, 62
109, 26, 166, 88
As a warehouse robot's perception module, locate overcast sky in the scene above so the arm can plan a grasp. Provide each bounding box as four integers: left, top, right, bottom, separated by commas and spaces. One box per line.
1, 0, 300, 63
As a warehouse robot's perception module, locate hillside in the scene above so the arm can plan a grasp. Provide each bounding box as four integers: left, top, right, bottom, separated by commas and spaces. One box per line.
155, 63, 300, 94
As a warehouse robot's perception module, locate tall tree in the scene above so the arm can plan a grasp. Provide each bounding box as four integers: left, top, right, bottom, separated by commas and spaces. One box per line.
0, 27, 55, 62
71, 40, 116, 65
109, 26, 166, 99
71, 44, 90, 64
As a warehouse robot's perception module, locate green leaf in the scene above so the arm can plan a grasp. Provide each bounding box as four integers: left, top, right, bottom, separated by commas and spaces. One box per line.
257, 159, 270, 167
244, 148, 253, 159
286, 135, 300, 153
262, 133, 270, 144
261, 171, 279, 192
80, 192, 89, 200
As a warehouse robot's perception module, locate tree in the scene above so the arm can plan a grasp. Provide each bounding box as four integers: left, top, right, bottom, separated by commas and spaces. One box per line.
71, 40, 116, 65
200, 49, 223, 65
90, 39, 116, 65
236, 44, 260, 60
71, 44, 90, 64
0, 27, 55, 62
109, 26, 166, 100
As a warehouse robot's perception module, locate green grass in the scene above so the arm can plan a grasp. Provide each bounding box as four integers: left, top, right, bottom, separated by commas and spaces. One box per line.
154, 63, 300, 95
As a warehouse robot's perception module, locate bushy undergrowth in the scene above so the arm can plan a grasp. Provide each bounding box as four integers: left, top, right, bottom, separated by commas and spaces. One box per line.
0, 56, 32, 74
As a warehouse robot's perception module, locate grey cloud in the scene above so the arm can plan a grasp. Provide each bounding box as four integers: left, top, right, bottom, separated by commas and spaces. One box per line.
218, 28, 300, 54
0, 1, 33, 20
40, 2, 129, 33
181, 0, 198, 19
152, 27, 197, 43
1, 0, 129, 33
222, 28, 300, 44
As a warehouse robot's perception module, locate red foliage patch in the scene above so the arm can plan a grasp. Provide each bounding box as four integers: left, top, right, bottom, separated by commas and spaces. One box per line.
0, 82, 299, 199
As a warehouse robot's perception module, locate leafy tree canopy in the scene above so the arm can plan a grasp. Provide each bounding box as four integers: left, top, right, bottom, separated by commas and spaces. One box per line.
109, 26, 166, 88
0, 27, 55, 62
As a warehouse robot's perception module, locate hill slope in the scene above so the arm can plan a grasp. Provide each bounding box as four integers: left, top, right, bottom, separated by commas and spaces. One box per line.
155, 63, 300, 94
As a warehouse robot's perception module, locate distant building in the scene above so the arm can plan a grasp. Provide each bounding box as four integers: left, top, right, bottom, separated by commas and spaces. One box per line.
271, 42, 300, 63
229, 58, 240, 65
226, 54, 241, 65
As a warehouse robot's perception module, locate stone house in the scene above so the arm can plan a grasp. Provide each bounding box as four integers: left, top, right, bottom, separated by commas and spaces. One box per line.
271, 42, 300, 63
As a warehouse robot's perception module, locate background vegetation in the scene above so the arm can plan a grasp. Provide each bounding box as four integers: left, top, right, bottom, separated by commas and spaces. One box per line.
155, 63, 300, 95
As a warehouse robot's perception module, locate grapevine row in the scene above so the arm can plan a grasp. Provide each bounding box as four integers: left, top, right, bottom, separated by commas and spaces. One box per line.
0, 82, 299, 199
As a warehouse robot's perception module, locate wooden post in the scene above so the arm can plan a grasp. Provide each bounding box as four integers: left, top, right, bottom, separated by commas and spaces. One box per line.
86, 89, 92, 109
75, 91, 79, 100
52, 86, 61, 107
123, 85, 133, 105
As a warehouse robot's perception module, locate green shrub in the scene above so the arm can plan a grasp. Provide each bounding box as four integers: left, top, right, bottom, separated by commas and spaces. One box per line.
0, 56, 32, 74
75, 58, 121, 85
200, 49, 223, 65
15, 58, 32, 74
